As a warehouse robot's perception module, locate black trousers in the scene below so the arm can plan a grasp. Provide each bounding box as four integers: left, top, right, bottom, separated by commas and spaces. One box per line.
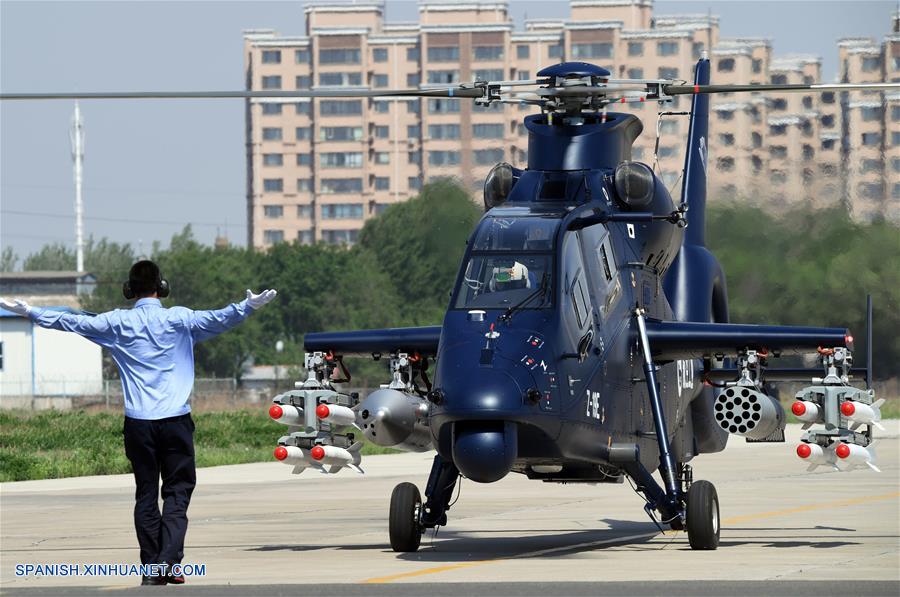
123, 414, 196, 566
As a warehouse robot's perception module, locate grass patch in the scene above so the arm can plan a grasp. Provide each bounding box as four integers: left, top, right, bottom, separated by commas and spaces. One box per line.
0, 409, 397, 482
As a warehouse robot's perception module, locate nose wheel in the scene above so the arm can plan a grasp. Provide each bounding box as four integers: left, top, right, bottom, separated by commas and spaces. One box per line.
686, 480, 720, 550
389, 482, 423, 552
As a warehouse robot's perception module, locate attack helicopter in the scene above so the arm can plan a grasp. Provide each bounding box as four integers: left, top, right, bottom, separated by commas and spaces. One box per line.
3, 57, 895, 552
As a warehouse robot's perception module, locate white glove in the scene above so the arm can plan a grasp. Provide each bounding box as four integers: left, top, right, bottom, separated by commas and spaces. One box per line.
246, 289, 277, 309
0, 297, 32, 316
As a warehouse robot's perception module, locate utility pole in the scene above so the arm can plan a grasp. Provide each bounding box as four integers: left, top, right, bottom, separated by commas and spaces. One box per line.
70, 102, 85, 272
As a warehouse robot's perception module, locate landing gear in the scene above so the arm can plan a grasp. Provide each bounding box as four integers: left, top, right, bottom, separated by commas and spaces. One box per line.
686, 480, 720, 550
389, 482, 423, 552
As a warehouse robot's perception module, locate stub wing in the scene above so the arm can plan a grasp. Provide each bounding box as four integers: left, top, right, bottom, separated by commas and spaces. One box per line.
304, 326, 441, 357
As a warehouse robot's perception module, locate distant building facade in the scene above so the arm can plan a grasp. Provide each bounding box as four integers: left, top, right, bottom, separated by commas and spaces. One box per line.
0, 271, 96, 309
244, 0, 900, 248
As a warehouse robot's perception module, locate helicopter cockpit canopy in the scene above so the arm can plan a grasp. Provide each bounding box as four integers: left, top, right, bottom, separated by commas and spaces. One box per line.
454, 215, 560, 310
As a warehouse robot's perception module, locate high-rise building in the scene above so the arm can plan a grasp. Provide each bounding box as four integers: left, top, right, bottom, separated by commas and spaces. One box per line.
244, 0, 898, 248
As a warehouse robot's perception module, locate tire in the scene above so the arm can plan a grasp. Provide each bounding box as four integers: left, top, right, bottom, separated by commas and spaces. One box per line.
389, 482, 422, 552
686, 480, 720, 550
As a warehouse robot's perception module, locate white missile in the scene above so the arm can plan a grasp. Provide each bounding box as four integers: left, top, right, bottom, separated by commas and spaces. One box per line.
309, 442, 364, 474
315, 403, 358, 428
791, 400, 821, 427
795, 442, 837, 472
269, 403, 304, 426
840, 399, 885, 431
273, 445, 325, 474
835, 442, 880, 472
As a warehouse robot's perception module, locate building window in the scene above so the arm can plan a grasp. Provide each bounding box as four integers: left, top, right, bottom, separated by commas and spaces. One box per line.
428, 151, 460, 166
298, 229, 314, 245
407, 46, 420, 62
892, 158, 900, 172
407, 100, 421, 114
821, 114, 835, 128
321, 204, 364, 219
372, 100, 390, 113
861, 159, 882, 173
769, 146, 787, 159
658, 67, 678, 80
627, 68, 643, 79
473, 45, 503, 61
692, 42, 704, 60
632, 147, 643, 160
858, 182, 884, 198
319, 72, 362, 86
297, 178, 313, 193
373, 74, 389, 88
321, 178, 363, 194
261, 76, 281, 90
407, 73, 420, 87
261, 103, 282, 115
428, 46, 459, 62
893, 183, 900, 199
861, 132, 882, 146
408, 150, 421, 165
296, 154, 311, 167
374, 152, 390, 165
769, 98, 787, 111
320, 100, 362, 116
427, 70, 459, 84
262, 50, 281, 64
717, 110, 734, 121
821, 138, 836, 150
548, 44, 563, 59
295, 127, 310, 141
474, 148, 504, 165
716, 157, 735, 172
408, 176, 422, 191
262, 127, 282, 141
428, 123, 460, 139
861, 106, 882, 122
517, 45, 530, 59
717, 58, 735, 72
263, 153, 283, 166
320, 126, 363, 141
627, 42, 643, 57
892, 105, 900, 121
297, 205, 313, 219
373, 47, 388, 62
263, 230, 284, 244
771, 74, 788, 85
374, 125, 390, 139
657, 146, 677, 158
373, 203, 390, 216
751, 155, 763, 172
659, 120, 678, 134
894, 132, 900, 146
769, 124, 787, 136
473, 123, 504, 138
322, 229, 358, 245
0, 341, 3, 370
802, 96, 813, 109
374, 177, 390, 191
862, 57, 881, 72
264, 205, 283, 218
517, 70, 530, 80
474, 69, 504, 81
291, 75, 308, 89
657, 41, 678, 57
718, 133, 734, 146
572, 43, 612, 59
803, 145, 815, 160
295, 102, 310, 115
752, 132, 762, 148
295, 48, 310, 63
771, 171, 787, 184
320, 152, 363, 168
752, 59, 762, 74
428, 98, 460, 113
263, 178, 283, 192
319, 48, 361, 64
406, 124, 420, 138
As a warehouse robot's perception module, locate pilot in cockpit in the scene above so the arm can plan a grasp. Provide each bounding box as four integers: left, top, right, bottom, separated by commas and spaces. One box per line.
489, 261, 531, 292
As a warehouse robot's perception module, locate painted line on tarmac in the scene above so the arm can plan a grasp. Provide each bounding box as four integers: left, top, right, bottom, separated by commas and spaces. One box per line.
361, 490, 900, 584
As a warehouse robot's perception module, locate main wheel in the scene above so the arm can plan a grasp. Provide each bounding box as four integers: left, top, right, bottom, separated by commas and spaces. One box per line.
686, 480, 720, 550
389, 482, 423, 552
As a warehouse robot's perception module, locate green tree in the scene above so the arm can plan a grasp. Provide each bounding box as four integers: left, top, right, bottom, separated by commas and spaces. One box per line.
358, 179, 481, 324
0, 246, 18, 271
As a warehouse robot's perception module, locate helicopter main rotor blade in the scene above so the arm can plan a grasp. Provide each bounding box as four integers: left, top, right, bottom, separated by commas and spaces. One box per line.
662, 82, 900, 96
0, 87, 485, 101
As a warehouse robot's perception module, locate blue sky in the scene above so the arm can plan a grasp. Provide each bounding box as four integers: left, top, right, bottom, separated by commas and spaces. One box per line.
0, 0, 895, 259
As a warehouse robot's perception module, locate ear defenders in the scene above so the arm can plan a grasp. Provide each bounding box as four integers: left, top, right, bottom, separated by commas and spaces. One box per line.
123, 261, 171, 300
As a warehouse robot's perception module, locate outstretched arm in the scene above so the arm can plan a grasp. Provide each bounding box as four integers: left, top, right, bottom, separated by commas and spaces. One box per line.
1, 297, 117, 347
190, 289, 277, 343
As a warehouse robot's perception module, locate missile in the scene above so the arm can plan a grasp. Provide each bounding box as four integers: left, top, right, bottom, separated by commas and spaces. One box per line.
835, 442, 880, 472
309, 442, 364, 474
273, 445, 325, 474
315, 403, 358, 428
795, 442, 837, 472
269, 403, 304, 426
791, 400, 821, 426
357, 388, 433, 452
840, 399, 885, 431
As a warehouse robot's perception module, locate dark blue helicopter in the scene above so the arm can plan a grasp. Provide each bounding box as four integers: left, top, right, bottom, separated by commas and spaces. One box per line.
7, 57, 891, 552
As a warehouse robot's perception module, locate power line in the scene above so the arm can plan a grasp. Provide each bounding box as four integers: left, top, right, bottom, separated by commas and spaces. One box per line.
1, 209, 243, 229
1, 182, 245, 198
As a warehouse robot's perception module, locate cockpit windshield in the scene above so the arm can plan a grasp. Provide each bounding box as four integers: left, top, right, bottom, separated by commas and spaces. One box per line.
455, 216, 559, 310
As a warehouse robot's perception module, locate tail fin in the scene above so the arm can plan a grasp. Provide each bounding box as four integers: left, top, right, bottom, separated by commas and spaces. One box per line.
680, 54, 711, 247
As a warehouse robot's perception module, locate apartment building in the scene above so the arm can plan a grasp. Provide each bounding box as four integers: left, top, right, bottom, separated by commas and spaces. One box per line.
244, 0, 899, 247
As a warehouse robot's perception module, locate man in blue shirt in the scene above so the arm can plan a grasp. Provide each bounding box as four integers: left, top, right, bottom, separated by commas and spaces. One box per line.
1, 260, 277, 585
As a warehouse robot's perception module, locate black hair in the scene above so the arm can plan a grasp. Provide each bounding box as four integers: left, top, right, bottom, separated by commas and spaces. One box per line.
128, 260, 162, 298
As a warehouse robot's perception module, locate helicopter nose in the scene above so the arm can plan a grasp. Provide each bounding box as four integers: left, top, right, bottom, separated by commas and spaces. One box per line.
452, 420, 517, 483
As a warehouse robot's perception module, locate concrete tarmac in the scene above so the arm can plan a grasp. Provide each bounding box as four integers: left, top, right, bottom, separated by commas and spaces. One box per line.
2, 422, 898, 595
